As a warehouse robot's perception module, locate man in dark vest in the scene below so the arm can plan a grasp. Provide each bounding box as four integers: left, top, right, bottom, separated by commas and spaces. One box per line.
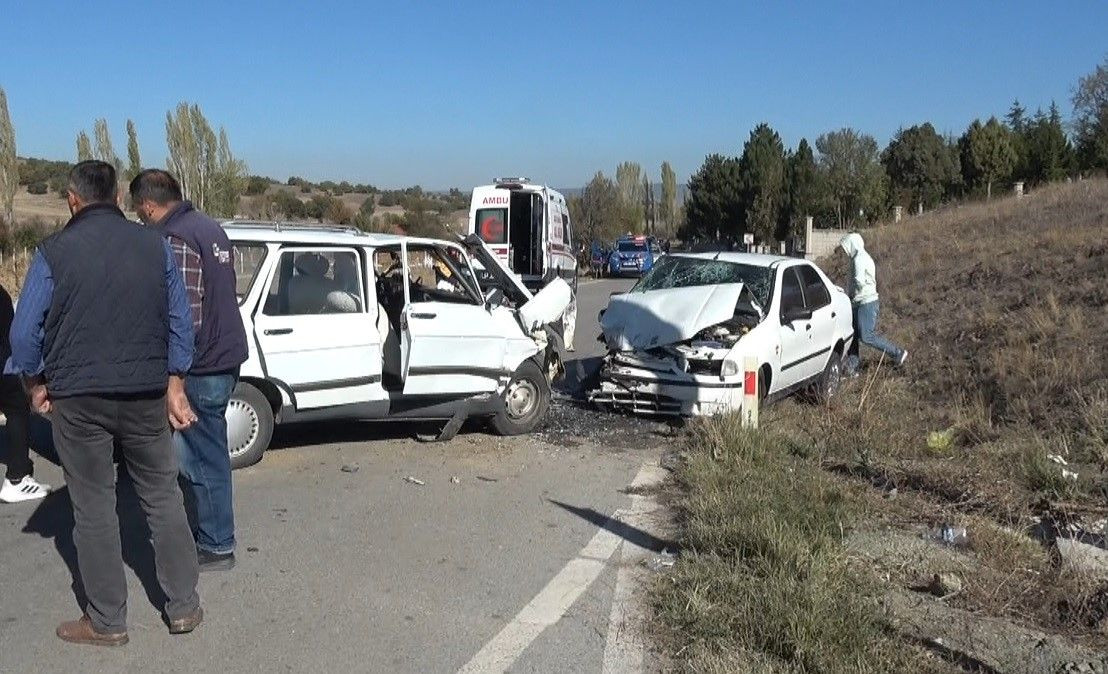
130, 170, 248, 572
7, 160, 202, 645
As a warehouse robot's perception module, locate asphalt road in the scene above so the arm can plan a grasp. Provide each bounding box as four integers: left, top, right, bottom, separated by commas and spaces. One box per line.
0, 277, 669, 673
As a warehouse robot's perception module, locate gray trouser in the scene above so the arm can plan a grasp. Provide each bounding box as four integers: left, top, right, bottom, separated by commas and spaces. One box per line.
52, 393, 200, 634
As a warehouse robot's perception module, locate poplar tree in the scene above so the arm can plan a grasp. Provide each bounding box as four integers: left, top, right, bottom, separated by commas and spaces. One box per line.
0, 87, 17, 225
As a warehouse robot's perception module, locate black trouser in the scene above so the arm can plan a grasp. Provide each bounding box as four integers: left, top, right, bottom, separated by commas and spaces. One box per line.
0, 374, 32, 482
51, 392, 200, 634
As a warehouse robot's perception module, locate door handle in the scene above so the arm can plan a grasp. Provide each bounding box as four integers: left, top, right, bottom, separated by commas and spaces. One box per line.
831, 311, 836, 319
805, 324, 811, 331
264, 328, 293, 336
411, 312, 437, 320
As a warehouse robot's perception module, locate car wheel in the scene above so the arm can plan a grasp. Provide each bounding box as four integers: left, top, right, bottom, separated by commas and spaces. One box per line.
226, 382, 275, 469
815, 351, 843, 404
489, 361, 550, 436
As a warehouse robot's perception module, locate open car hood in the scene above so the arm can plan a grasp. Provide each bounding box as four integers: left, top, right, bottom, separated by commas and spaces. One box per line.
600, 283, 745, 351
460, 233, 532, 305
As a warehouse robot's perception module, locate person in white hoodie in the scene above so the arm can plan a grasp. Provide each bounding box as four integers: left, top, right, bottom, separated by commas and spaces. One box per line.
839, 232, 907, 375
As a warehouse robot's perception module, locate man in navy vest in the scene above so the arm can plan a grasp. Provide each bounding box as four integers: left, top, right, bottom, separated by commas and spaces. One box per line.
7, 160, 202, 645
130, 170, 248, 572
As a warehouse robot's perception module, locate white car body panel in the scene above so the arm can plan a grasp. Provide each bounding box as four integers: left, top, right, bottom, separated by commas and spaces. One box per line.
518, 277, 572, 332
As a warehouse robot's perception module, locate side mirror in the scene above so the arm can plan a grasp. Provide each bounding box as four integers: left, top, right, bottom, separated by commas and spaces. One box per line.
783, 307, 813, 323
484, 287, 504, 309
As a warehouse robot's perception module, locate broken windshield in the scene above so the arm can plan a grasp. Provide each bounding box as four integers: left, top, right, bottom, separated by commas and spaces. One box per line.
631, 256, 775, 308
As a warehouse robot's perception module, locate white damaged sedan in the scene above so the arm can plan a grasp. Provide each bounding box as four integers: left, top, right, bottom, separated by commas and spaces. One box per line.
588, 252, 854, 416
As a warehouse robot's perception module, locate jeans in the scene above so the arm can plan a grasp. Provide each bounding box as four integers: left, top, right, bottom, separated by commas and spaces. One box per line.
0, 375, 32, 481
176, 371, 238, 555
52, 393, 200, 633
846, 300, 904, 373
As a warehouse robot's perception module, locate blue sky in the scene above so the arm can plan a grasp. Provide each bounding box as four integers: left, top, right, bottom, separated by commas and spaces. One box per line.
1, 1, 1104, 189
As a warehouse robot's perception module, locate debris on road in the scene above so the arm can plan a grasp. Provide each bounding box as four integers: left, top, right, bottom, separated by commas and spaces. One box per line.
340, 464, 359, 473
404, 476, 425, 486
476, 476, 499, 483
537, 397, 666, 449
645, 549, 677, 572
926, 523, 968, 547
928, 572, 963, 597
926, 428, 955, 451
1056, 538, 1108, 580
450, 476, 460, 485
1048, 454, 1070, 466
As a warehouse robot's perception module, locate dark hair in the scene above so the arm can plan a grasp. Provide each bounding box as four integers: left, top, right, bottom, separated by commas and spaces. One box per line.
129, 169, 183, 205
68, 160, 118, 203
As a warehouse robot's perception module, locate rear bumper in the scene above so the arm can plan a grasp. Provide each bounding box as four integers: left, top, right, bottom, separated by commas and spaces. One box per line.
588, 360, 744, 417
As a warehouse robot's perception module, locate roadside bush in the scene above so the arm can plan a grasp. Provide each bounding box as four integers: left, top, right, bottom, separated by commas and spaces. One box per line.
26, 181, 48, 195
245, 176, 270, 195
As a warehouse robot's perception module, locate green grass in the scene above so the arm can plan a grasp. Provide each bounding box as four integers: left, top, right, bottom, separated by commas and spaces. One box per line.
654, 415, 942, 673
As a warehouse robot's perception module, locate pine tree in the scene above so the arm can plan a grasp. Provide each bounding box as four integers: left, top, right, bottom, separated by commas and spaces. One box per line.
738, 123, 787, 242
784, 139, 818, 241
959, 118, 1016, 198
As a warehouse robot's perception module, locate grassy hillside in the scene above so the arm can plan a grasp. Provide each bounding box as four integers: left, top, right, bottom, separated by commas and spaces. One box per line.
657, 179, 1108, 671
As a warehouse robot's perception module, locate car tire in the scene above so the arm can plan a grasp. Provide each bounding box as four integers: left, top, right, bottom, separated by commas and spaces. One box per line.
489, 360, 550, 436
814, 351, 843, 404
226, 382, 275, 470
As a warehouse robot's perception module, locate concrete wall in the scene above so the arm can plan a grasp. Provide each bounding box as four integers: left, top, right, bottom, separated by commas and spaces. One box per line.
806, 228, 848, 261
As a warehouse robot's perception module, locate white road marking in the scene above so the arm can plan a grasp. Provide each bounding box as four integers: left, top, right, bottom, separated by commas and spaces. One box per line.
458, 462, 664, 674
458, 515, 623, 673
602, 463, 668, 674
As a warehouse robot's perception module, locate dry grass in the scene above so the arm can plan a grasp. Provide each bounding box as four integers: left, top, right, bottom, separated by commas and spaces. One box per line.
657, 182, 1108, 668
823, 179, 1108, 453
654, 417, 948, 672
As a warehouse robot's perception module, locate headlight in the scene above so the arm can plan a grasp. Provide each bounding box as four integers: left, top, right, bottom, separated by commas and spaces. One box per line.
721, 360, 739, 377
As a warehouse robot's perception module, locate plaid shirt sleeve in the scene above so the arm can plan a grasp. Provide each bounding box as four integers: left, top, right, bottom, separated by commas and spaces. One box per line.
168, 237, 204, 335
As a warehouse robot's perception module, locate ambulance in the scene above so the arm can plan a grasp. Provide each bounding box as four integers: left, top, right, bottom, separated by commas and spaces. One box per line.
468, 178, 577, 350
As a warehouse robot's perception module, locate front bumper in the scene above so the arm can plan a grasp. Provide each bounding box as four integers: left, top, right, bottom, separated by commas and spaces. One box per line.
587, 352, 744, 417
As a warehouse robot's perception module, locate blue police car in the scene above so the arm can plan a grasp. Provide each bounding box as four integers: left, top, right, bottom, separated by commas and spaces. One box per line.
608, 235, 660, 277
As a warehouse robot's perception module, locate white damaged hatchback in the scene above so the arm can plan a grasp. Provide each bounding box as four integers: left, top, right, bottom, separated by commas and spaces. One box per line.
588, 252, 853, 416
223, 222, 571, 468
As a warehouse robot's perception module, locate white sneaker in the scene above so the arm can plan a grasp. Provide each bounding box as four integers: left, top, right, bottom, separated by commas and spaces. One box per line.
0, 476, 52, 503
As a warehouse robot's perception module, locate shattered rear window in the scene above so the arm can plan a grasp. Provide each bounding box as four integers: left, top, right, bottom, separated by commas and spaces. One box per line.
631, 256, 775, 308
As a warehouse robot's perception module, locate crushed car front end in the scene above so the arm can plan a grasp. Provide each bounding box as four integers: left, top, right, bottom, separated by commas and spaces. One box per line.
587, 254, 776, 418
590, 345, 747, 416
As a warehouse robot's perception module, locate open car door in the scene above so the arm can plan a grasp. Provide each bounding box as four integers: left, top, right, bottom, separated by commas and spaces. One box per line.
399, 242, 511, 396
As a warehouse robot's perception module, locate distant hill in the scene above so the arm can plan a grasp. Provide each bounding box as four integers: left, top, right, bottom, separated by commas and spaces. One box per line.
556, 183, 689, 202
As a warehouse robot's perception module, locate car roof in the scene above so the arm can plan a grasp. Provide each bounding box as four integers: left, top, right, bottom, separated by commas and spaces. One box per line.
221, 221, 455, 248
667, 251, 797, 267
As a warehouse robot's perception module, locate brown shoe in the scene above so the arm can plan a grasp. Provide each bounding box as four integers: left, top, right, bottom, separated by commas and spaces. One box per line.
168, 606, 203, 634
56, 615, 128, 647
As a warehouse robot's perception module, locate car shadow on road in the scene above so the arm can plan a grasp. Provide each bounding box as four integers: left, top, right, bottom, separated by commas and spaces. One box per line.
548, 499, 676, 553
21, 469, 170, 617
557, 355, 603, 399
266, 418, 468, 451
